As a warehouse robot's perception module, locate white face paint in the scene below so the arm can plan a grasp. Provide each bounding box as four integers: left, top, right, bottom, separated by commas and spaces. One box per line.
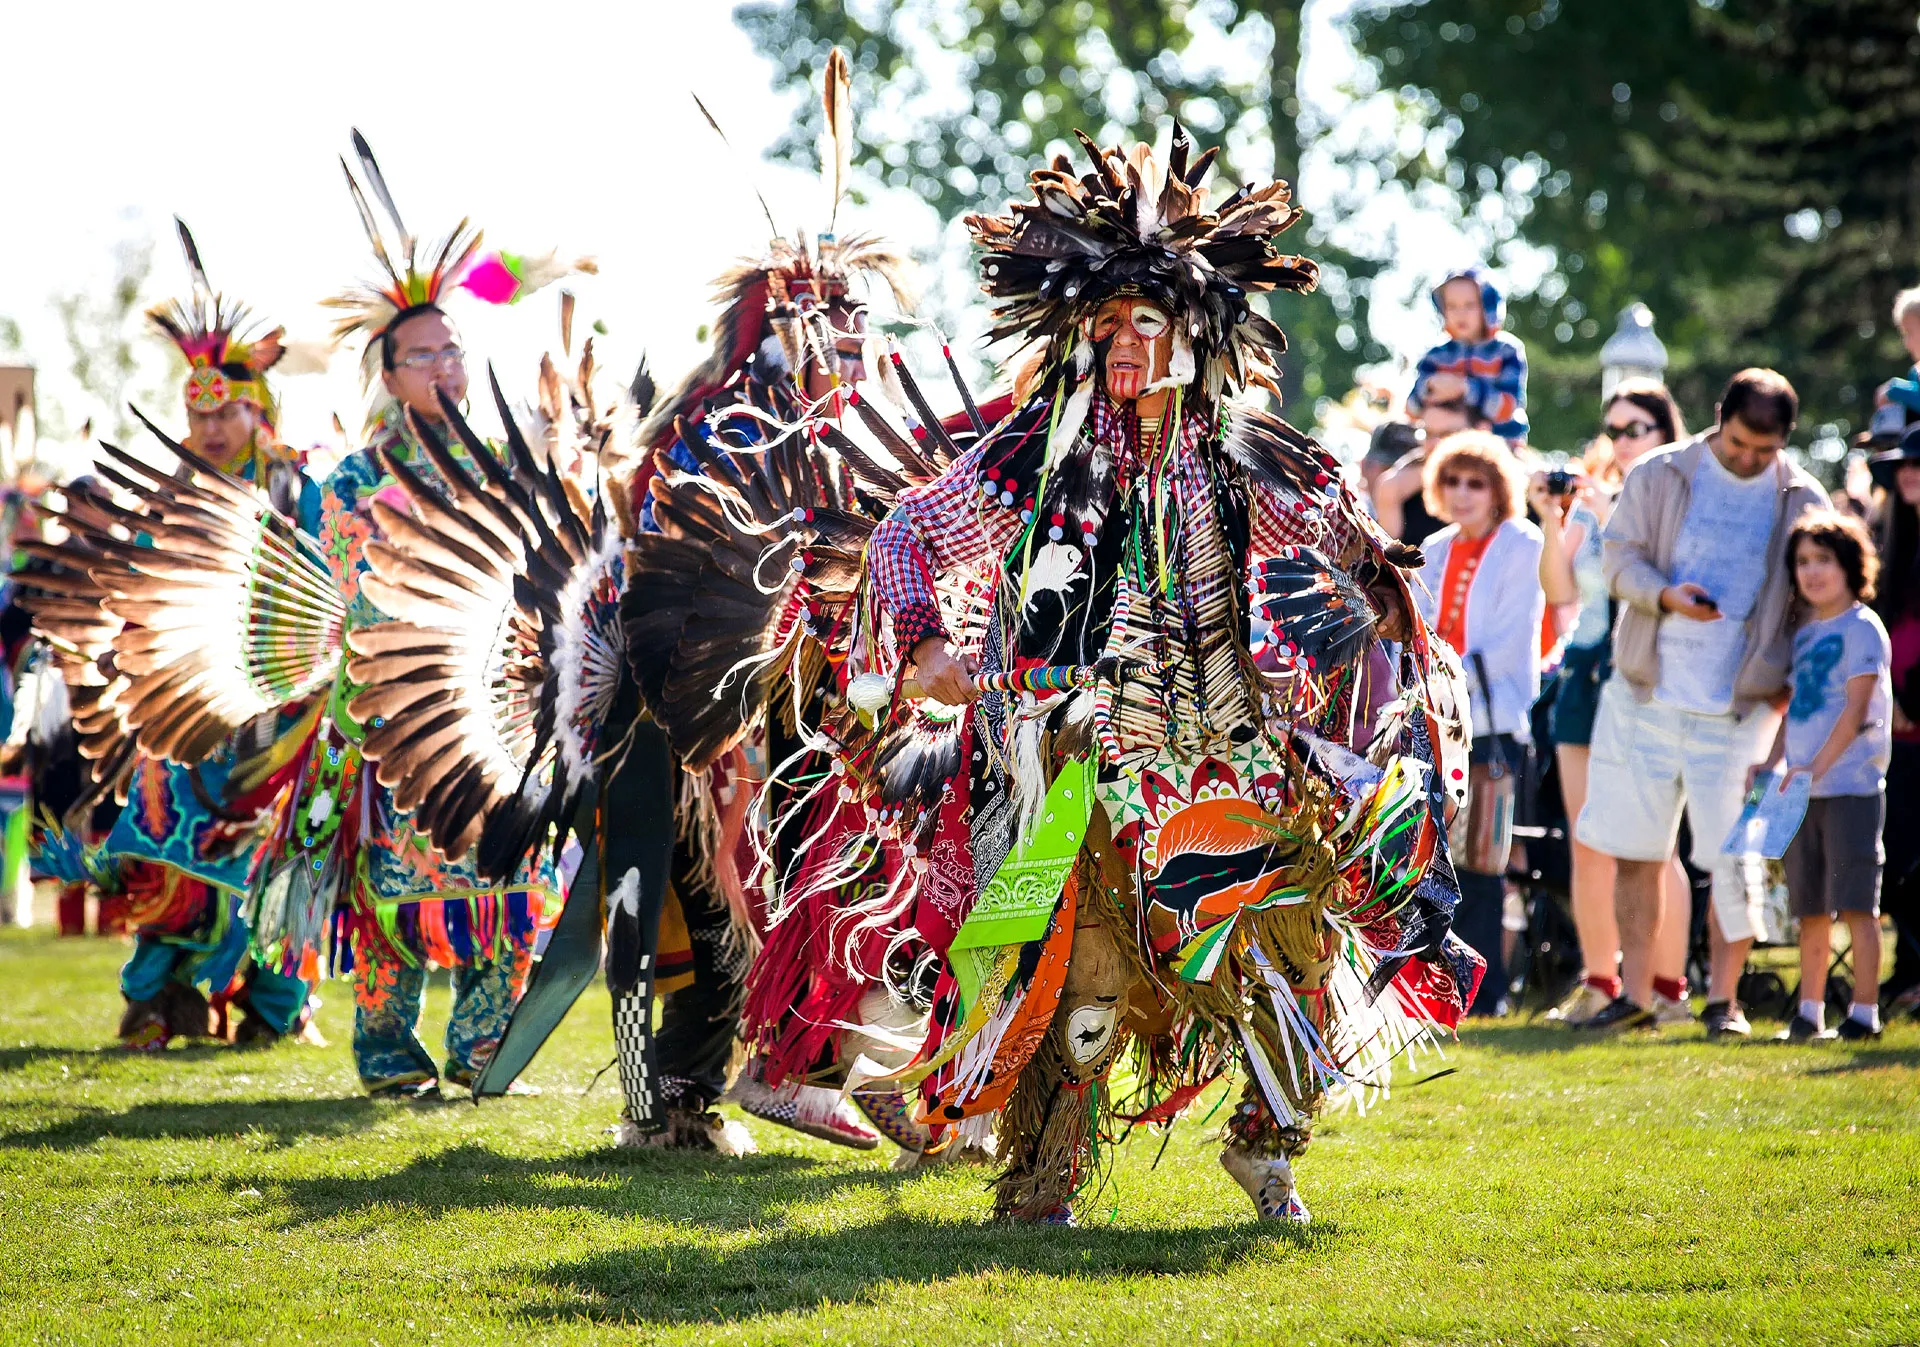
1088, 297, 1174, 402
1065, 1004, 1118, 1065
1127, 304, 1170, 341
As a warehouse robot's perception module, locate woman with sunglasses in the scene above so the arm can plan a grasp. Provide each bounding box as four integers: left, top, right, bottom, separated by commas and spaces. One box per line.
1414, 431, 1546, 1015
1529, 379, 1693, 1026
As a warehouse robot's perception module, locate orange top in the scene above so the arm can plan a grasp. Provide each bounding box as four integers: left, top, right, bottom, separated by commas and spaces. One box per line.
1437, 530, 1494, 654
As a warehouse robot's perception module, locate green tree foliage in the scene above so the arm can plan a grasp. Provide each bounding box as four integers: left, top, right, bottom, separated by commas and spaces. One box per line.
1348, 0, 1920, 453
734, 0, 1382, 413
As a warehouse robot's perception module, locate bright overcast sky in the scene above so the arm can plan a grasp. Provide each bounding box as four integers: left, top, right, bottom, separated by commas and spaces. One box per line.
0, 0, 888, 462
0, 0, 1507, 470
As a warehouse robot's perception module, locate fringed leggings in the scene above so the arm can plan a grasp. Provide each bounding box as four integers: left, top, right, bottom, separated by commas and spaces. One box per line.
993, 917, 1131, 1220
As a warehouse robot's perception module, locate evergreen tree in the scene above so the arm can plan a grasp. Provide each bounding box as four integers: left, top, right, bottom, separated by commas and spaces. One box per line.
1347, 0, 1920, 449
1650, 0, 1920, 430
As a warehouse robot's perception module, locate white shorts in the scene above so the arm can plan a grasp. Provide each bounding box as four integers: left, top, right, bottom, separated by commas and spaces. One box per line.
1577, 678, 1778, 942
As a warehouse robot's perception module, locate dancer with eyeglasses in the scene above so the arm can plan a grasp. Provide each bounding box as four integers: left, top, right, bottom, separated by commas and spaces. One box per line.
1529, 380, 1700, 1028
361, 51, 946, 1156
310, 133, 584, 1096
32, 152, 582, 1086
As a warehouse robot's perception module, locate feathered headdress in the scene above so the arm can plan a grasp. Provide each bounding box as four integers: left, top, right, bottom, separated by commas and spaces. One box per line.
322, 130, 593, 406
966, 122, 1319, 407
147, 218, 286, 429
639, 49, 912, 450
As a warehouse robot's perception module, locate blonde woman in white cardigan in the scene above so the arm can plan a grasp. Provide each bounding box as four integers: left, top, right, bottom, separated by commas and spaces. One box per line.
1413, 431, 1545, 1015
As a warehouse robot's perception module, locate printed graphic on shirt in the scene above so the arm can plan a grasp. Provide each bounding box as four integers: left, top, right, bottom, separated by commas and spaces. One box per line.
1653, 449, 1777, 716
1784, 605, 1894, 798
1789, 634, 1846, 722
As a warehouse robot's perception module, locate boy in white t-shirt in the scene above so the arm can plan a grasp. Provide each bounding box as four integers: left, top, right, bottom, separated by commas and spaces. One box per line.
1751, 511, 1893, 1041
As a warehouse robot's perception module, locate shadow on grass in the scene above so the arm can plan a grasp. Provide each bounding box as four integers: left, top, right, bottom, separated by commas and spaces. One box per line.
0, 1093, 381, 1149
253, 1141, 898, 1231
243, 1143, 1314, 1325
0, 1042, 242, 1075
1802, 1046, 1920, 1074
519, 1211, 1308, 1326
1455, 1023, 1711, 1056
0, 1046, 104, 1074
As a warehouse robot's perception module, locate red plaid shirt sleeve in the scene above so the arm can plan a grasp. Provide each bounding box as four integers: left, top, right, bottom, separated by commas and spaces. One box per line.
868, 443, 1020, 650
1248, 477, 1361, 564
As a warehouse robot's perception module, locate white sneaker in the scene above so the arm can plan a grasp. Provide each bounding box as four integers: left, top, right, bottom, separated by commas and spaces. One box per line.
1219, 1145, 1310, 1224
1543, 982, 1611, 1025
1651, 991, 1693, 1026
728, 1074, 879, 1150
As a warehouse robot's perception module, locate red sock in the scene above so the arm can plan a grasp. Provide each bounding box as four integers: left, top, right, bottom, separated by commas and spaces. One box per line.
1653, 975, 1687, 1003
1585, 973, 1622, 999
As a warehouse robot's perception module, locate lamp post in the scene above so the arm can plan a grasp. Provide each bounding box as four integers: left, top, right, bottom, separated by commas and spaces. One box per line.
1599, 303, 1668, 399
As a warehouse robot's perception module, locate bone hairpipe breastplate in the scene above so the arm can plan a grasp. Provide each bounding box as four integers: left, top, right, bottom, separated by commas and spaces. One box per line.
1107, 467, 1258, 757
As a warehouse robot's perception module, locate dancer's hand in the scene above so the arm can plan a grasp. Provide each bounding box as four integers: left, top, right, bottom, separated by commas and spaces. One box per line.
910, 637, 979, 704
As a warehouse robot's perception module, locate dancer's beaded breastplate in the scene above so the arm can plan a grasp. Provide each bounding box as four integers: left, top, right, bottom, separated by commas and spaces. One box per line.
1105, 419, 1257, 759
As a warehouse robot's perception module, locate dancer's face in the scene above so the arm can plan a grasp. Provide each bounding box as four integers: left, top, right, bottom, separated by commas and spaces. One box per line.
381, 309, 469, 422
1090, 297, 1172, 403
186, 399, 259, 463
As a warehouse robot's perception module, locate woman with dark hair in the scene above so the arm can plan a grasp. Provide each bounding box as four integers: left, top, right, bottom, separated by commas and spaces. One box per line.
1530, 379, 1695, 1026
1869, 427, 1920, 1012
1576, 381, 1687, 494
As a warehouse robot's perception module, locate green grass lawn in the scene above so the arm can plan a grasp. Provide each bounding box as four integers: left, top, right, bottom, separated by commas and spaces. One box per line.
2, 919, 1917, 1347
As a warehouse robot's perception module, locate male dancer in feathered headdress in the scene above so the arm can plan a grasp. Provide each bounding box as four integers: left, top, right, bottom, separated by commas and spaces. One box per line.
101, 221, 324, 1050
314, 133, 582, 1097
617, 52, 919, 1153
776, 123, 1485, 1223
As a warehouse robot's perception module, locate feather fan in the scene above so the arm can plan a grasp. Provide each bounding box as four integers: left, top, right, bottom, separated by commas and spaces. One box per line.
624, 429, 854, 769
346, 375, 624, 880
10, 483, 139, 810
46, 415, 345, 768
1250, 547, 1378, 677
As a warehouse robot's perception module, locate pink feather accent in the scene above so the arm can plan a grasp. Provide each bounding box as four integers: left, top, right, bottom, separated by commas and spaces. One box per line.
458, 253, 522, 305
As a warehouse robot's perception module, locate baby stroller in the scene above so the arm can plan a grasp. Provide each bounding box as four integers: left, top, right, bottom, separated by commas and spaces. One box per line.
1504, 682, 1580, 1014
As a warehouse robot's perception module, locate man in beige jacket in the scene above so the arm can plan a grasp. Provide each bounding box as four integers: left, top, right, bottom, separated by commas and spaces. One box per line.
1577, 369, 1828, 1036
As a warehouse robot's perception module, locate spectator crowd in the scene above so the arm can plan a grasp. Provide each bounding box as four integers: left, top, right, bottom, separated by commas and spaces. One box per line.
1356, 271, 1920, 1040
